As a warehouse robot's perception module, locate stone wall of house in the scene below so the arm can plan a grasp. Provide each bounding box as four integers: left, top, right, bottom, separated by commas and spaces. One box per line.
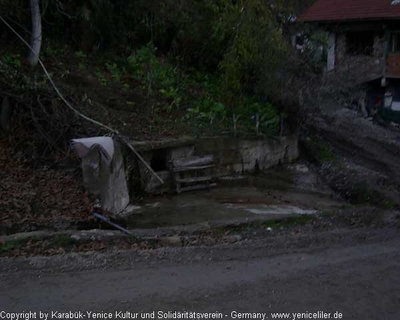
387, 54, 400, 77
334, 32, 385, 83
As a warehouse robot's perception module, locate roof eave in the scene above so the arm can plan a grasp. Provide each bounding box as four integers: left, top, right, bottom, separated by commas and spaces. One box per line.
298, 17, 400, 24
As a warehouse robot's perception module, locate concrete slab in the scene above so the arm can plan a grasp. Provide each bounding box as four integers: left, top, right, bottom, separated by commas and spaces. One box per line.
125, 165, 345, 229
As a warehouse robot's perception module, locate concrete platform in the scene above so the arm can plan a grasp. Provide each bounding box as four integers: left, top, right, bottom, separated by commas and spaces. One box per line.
123, 164, 345, 229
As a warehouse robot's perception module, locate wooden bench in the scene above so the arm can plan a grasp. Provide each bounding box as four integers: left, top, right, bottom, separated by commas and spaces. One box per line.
170, 155, 216, 193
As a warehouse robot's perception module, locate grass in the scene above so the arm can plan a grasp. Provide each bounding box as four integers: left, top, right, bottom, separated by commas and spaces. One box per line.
0, 241, 16, 253
52, 236, 77, 246
0, 239, 25, 253
319, 211, 335, 218
262, 214, 314, 228
307, 138, 337, 163
352, 184, 396, 209
383, 200, 396, 210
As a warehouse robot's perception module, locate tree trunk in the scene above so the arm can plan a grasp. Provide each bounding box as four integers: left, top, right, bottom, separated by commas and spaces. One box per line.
232, 113, 240, 137
254, 112, 260, 135
279, 113, 284, 136
28, 0, 42, 67
0, 96, 13, 134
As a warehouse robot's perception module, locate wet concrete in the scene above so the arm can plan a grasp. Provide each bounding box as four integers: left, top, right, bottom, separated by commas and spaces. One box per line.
125, 164, 345, 229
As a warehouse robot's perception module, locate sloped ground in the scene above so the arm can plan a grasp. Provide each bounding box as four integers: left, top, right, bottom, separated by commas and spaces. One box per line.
58, 69, 192, 140
303, 108, 400, 208
0, 46, 229, 236
0, 138, 93, 235
27, 46, 234, 140
4, 45, 400, 249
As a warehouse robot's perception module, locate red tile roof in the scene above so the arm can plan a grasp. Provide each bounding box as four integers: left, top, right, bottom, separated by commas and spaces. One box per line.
299, 0, 400, 22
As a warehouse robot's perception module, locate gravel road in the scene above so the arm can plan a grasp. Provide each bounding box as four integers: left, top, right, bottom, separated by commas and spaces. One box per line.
1, 227, 399, 319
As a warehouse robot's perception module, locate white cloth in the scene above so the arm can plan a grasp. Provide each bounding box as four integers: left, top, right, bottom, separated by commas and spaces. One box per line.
71, 137, 114, 166
70, 137, 130, 214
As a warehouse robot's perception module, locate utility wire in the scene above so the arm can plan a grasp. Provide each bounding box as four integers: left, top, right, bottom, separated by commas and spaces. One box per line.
0, 15, 118, 134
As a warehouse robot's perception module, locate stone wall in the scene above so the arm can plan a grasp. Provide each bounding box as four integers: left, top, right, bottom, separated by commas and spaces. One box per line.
387, 54, 400, 77
195, 136, 299, 176
127, 136, 299, 194
334, 32, 385, 84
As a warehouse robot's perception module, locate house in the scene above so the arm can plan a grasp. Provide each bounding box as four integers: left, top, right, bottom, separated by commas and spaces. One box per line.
299, 0, 400, 119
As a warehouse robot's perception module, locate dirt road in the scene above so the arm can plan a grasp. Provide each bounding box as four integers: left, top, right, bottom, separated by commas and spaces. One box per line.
1, 227, 399, 319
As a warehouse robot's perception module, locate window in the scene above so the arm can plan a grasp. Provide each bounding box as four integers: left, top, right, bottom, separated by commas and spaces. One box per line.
346, 32, 374, 56
389, 32, 400, 53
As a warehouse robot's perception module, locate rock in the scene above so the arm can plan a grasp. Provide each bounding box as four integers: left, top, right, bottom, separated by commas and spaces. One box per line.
294, 164, 309, 173
223, 235, 243, 244
159, 236, 182, 247
70, 234, 81, 241
202, 236, 216, 246
115, 204, 142, 218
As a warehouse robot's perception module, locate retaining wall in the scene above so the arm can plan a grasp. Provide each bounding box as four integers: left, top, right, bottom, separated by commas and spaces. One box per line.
126, 136, 299, 195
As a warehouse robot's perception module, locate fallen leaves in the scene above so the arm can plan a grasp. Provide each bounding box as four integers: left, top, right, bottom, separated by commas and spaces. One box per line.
0, 138, 93, 234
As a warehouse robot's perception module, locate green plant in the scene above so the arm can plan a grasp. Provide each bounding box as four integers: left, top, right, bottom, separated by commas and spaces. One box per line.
383, 199, 396, 210
211, 0, 290, 133
308, 138, 337, 163
128, 43, 177, 95
262, 214, 314, 229
2, 54, 22, 68
186, 97, 226, 125
95, 69, 110, 86
53, 236, 77, 246
74, 51, 86, 59
128, 43, 158, 94
248, 101, 281, 135
160, 87, 182, 112
78, 63, 86, 71
0, 242, 15, 253
106, 62, 125, 82
0, 239, 25, 253
42, 45, 65, 57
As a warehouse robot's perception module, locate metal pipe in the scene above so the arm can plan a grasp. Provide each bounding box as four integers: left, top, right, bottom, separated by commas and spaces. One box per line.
93, 212, 135, 238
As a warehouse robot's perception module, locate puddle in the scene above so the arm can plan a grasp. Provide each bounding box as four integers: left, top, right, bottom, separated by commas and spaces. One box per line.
3, 165, 345, 235
228, 204, 319, 215
125, 181, 342, 229
126, 192, 255, 229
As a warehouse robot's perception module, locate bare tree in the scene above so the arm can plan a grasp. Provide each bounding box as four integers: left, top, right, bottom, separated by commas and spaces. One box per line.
27, 0, 42, 67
